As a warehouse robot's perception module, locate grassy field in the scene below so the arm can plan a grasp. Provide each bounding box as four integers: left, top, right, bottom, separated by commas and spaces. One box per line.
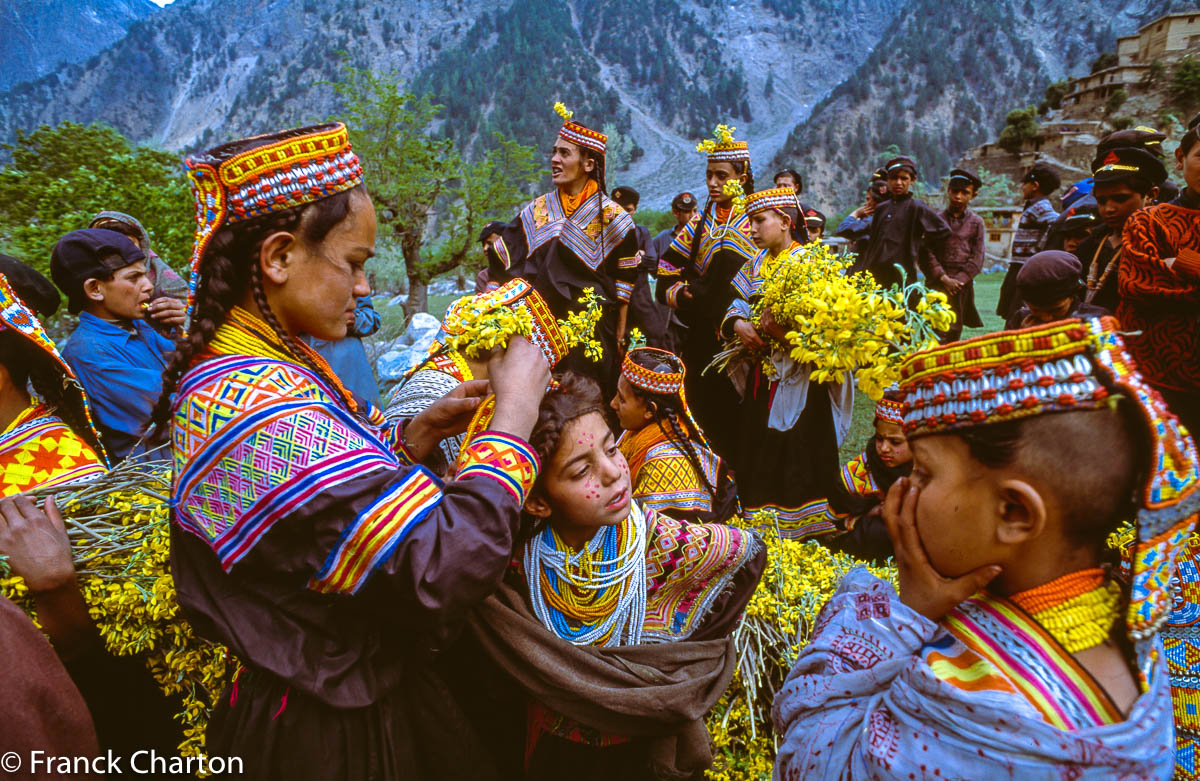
837, 271, 1006, 460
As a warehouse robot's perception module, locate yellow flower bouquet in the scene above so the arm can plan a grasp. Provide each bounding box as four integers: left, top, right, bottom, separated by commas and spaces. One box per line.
441, 286, 606, 363
710, 243, 954, 399
0, 455, 232, 759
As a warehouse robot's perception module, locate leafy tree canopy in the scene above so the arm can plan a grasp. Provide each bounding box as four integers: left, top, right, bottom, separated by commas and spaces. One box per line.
0, 123, 191, 280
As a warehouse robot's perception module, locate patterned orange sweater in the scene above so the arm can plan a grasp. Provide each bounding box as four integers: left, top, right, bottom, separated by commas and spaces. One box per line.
1118, 202, 1200, 392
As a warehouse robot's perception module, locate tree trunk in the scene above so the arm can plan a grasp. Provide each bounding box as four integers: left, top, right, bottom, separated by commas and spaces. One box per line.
404, 274, 428, 318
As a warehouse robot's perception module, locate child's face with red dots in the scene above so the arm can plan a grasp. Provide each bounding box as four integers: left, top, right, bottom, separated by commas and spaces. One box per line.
610, 377, 653, 432
873, 419, 912, 467
525, 411, 632, 548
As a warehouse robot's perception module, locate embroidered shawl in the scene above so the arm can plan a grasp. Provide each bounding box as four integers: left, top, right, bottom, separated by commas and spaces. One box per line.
773, 570, 1174, 780
617, 423, 719, 517
519, 189, 634, 272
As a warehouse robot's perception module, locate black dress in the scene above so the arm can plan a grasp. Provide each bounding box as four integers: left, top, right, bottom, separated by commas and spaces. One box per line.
487, 189, 640, 396
734, 366, 843, 537
655, 207, 758, 462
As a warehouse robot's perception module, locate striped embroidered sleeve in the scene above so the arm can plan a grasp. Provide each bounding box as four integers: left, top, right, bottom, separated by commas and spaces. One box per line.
455, 431, 539, 505
1120, 208, 1200, 306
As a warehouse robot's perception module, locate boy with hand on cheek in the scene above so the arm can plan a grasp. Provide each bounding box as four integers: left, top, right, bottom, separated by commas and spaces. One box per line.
773, 317, 1198, 780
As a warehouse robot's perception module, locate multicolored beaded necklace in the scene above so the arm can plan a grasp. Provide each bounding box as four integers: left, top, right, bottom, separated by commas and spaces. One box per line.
1009, 567, 1122, 654
525, 503, 648, 647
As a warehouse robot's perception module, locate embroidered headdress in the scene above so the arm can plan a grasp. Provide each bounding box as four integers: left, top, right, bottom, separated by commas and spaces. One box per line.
621, 346, 711, 450
897, 317, 1200, 640
0, 272, 106, 463
553, 102, 606, 155
696, 124, 749, 163
874, 392, 905, 426
183, 123, 365, 329
743, 186, 800, 216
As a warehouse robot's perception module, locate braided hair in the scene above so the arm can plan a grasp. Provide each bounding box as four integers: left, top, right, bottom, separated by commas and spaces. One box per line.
581, 145, 609, 267
625, 350, 717, 503
149, 186, 363, 437
0, 331, 105, 458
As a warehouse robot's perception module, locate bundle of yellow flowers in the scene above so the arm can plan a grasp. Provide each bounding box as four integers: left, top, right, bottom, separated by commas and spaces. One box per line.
0, 457, 232, 759
705, 513, 897, 780
711, 243, 955, 399
442, 286, 606, 362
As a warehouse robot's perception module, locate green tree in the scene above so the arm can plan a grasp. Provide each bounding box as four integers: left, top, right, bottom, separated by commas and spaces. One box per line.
1141, 59, 1167, 87
997, 106, 1039, 153
972, 168, 1019, 207
1170, 56, 1200, 113
1038, 80, 1070, 114
0, 123, 191, 279
1091, 51, 1118, 73
332, 65, 540, 316
1104, 88, 1128, 116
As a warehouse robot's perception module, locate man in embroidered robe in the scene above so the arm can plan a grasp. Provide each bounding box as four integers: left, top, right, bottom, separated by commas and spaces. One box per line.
484, 107, 638, 395
773, 317, 1197, 780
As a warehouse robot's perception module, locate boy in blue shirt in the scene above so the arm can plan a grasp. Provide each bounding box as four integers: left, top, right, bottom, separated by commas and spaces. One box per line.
50, 228, 175, 461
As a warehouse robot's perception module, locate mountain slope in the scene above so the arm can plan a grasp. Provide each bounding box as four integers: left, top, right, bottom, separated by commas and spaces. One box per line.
0, 0, 903, 206
772, 0, 1197, 211
0, 0, 157, 91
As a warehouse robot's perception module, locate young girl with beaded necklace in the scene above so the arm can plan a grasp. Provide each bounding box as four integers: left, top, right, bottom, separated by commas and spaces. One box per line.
609, 346, 738, 523
463, 372, 765, 780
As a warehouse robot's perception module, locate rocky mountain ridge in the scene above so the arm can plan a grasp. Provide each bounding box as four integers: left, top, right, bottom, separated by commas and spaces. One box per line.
0, 0, 156, 91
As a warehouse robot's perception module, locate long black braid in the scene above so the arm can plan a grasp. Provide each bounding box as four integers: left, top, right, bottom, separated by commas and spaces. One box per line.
0, 332, 105, 459
149, 187, 361, 438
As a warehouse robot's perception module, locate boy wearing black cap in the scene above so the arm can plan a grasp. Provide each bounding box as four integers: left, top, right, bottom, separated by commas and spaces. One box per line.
1005, 250, 1109, 329
652, 192, 699, 258
1077, 146, 1165, 313
50, 228, 175, 461
997, 162, 1060, 319
851, 156, 951, 290
612, 185, 673, 348
1118, 114, 1200, 434
924, 168, 985, 343
803, 208, 826, 242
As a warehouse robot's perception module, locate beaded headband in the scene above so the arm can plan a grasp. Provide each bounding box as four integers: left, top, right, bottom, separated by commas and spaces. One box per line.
874, 396, 905, 425
0, 273, 107, 464
183, 123, 365, 332
696, 124, 750, 163
621, 347, 685, 395
553, 102, 606, 155
620, 346, 712, 451
898, 317, 1200, 640
743, 187, 800, 216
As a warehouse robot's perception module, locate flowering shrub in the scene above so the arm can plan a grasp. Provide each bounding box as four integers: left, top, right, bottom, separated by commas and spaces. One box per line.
706, 514, 896, 779
0, 463, 232, 760
442, 287, 605, 362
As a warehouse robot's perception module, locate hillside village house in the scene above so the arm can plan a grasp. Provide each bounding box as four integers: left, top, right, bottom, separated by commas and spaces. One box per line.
1062, 11, 1200, 116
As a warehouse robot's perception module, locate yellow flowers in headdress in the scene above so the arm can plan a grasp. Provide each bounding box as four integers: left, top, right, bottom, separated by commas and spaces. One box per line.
697, 123, 737, 153
553, 101, 574, 121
